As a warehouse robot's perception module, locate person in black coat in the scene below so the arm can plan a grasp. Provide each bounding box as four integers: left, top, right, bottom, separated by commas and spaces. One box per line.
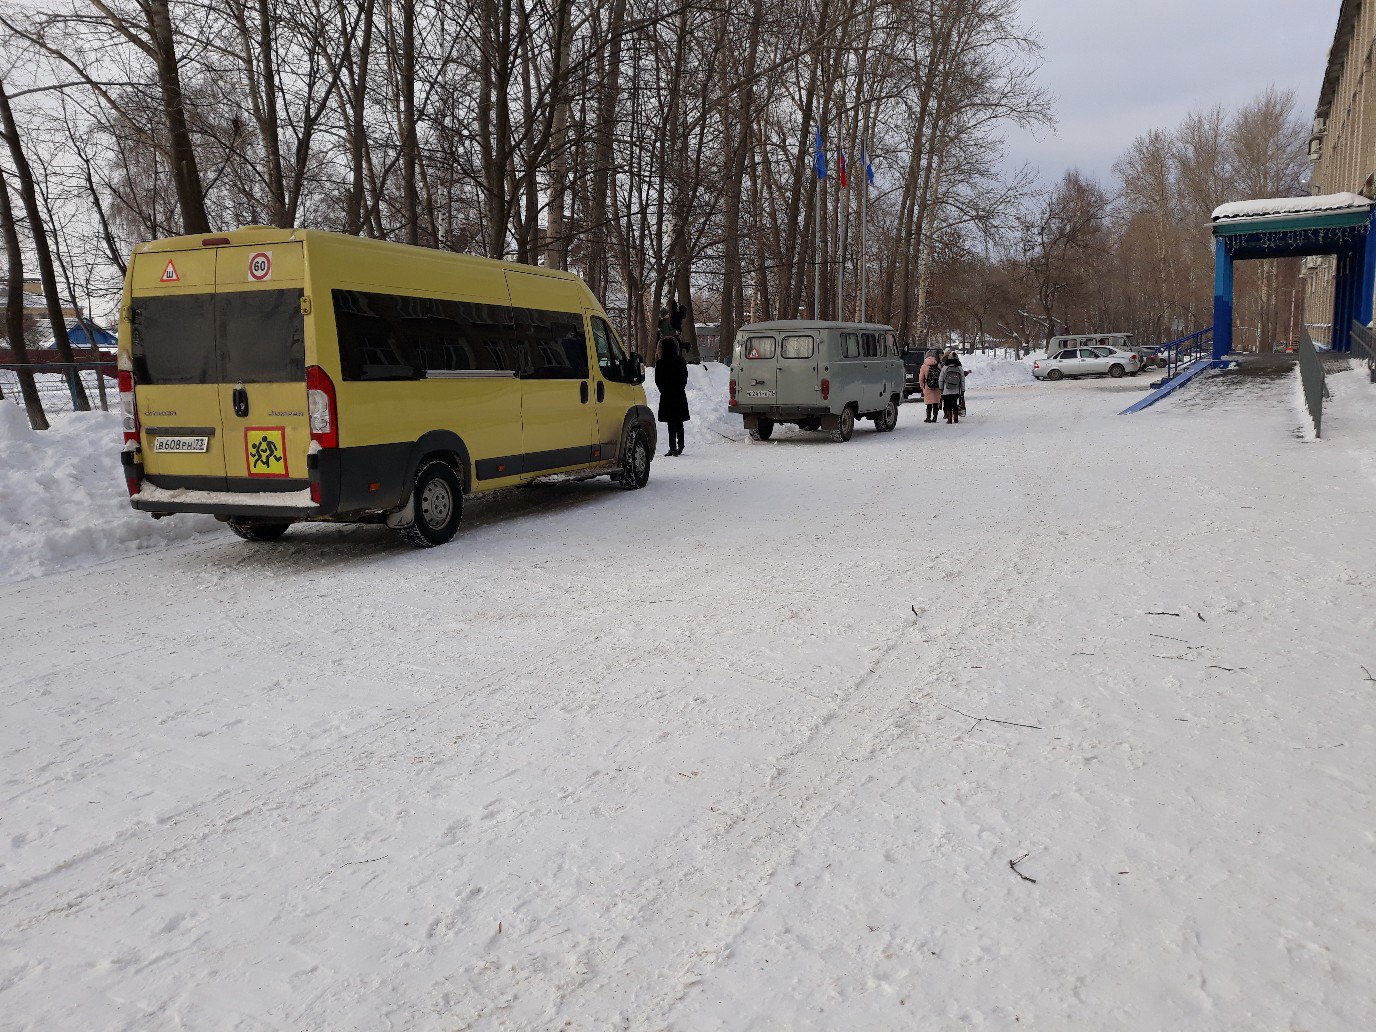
655, 337, 690, 456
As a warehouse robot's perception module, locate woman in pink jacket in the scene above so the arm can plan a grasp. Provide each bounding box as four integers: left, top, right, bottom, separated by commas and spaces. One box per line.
920, 351, 942, 423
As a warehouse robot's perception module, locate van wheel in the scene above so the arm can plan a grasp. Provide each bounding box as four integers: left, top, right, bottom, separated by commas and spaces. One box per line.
748, 418, 775, 441
400, 461, 463, 547
831, 406, 855, 443
1109, 363, 1126, 378
873, 399, 898, 433
618, 427, 651, 489
228, 520, 291, 542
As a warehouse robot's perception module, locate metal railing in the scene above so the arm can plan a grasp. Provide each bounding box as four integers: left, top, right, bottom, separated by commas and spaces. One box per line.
1150, 327, 1213, 381
1298, 326, 1327, 438
0, 362, 115, 415
1351, 321, 1376, 384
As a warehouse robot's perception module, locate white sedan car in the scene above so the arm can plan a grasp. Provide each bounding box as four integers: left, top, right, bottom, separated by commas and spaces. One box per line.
1033, 346, 1142, 380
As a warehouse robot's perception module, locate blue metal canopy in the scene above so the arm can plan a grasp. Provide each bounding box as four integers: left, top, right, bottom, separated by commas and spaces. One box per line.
1211, 193, 1376, 359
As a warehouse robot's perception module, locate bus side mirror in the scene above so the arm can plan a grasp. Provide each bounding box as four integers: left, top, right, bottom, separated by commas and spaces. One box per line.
630, 353, 645, 384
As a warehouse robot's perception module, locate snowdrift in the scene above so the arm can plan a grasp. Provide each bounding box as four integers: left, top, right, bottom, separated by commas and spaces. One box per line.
0, 405, 218, 583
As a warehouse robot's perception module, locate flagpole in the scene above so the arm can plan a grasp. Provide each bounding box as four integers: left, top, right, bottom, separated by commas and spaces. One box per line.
837, 148, 846, 322
860, 144, 867, 324
814, 176, 821, 319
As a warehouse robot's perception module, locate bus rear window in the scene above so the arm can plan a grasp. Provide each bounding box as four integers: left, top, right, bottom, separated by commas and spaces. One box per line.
219, 289, 304, 383
131, 290, 305, 384
781, 335, 814, 359
743, 336, 776, 360
131, 294, 215, 385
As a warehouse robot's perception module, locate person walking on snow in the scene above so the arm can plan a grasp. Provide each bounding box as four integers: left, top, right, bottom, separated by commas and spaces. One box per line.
939, 354, 965, 424
947, 349, 968, 414
920, 350, 942, 422
655, 337, 690, 455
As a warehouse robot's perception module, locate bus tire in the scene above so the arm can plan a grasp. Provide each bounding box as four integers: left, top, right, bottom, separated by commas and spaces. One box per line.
400, 460, 463, 547
618, 427, 651, 490
873, 399, 898, 433
228, 520, 291, 542
749, 418, 775, 441
831, 405, 855, 443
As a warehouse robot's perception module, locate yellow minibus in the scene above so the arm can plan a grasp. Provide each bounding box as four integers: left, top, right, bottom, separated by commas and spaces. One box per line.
117, 228, 655, 546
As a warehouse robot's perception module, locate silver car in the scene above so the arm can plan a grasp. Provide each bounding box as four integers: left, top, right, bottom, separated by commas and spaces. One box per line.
1033, 346, 1142, 380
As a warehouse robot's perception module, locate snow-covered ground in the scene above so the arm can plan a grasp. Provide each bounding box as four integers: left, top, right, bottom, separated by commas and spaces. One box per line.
2, 366, 1375, 1030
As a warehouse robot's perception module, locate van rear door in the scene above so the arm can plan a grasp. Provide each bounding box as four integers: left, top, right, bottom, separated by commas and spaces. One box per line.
740, 333, 778, 403
131, 248, 229, 490
214, 244, 310, 489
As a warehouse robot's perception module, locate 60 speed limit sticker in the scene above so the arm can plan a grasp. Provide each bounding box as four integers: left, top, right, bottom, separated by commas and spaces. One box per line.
248, 251, 273, 281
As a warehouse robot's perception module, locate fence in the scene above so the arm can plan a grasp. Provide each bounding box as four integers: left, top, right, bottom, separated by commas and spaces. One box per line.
0, 362, 116, 419
1351, 321, 1376, 384
1297, 326, 1328, 438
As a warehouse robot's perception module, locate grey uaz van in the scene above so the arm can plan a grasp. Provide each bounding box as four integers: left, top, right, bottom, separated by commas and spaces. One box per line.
727, 321, 904, 442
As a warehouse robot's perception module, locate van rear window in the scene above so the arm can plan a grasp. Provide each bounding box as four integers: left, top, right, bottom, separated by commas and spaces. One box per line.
743, 336, 775, 360
132, 290, 304, 384
780, 334, 814, 359
131, 294, 215, 385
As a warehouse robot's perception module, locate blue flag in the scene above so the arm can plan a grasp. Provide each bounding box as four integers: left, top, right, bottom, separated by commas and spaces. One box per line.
814, 127, 827, 181
862, 143, 874, 185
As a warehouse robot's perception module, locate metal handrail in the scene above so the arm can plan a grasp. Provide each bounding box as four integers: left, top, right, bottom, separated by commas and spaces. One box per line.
1350, 321, 1376, 384
1298, 326, 1326, 437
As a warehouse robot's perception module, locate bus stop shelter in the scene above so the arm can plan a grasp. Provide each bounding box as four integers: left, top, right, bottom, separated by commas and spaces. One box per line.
1212, 192, 1376, 358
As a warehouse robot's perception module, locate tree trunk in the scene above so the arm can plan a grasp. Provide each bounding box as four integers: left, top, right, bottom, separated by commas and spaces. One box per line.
145, 0, 211, 234
0, 162, 47, 429
0, 81, 89, 411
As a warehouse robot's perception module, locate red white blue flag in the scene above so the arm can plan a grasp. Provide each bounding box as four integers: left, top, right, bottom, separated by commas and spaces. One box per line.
838, 147, 848, 189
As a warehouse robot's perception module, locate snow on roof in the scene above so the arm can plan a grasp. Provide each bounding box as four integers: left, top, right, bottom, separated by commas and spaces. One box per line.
1211, 192, 1372, 222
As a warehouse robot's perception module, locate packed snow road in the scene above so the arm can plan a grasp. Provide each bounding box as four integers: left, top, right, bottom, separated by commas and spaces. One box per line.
2, 370, 1375, 1030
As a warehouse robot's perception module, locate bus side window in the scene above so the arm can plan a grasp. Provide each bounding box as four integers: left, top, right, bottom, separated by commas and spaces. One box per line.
841, 332, 860, 359
861, 333, 877, 358
514, 308, 589, 380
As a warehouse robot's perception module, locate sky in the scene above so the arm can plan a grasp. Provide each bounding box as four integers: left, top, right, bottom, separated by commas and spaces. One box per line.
1003, 0, 1343, 186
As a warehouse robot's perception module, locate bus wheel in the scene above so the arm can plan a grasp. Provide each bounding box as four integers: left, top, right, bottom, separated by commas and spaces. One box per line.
618, 427, 651, 490
873, 399, 898, 433
229, 520, 291, 542
401, 461, 463, 547
749, 418, 775, 441
831, 405, 855, 443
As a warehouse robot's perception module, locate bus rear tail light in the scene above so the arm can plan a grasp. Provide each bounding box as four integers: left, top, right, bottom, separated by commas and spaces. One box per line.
306, 365, 338, 450
821, 378, 830, 401
729, 378, 736, 406
118, 369, 139, 444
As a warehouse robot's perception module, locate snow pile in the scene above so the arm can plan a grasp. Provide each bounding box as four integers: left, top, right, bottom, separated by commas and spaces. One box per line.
1211, 191, 1371, 222
0, 404, 218, 583
643, 361, 740, 445
959, 350, 1037, 388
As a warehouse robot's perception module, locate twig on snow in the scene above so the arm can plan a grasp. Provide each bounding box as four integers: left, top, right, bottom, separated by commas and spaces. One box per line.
335, 855, 388, 872
1147, 611, 1181, 617
1197, 612, 1207, 622
1150, 633, 1190, 644
934, 701, 1042, 732
1208, 665, 1246, 672
1009, 853, 1037, 883
912, 605, 920, 619
1362, 665, 1375, 683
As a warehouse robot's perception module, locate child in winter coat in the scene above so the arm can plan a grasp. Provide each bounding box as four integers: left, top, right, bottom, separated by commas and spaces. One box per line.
920, 352, 943, 422
938, 356, 965, 424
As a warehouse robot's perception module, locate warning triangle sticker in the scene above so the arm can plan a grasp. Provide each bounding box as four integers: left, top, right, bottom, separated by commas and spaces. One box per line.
160, 260, 180, 283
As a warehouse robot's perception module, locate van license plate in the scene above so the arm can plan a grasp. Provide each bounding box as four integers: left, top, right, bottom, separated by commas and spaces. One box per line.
745, 389, 774, 399
153, 435, 210, 453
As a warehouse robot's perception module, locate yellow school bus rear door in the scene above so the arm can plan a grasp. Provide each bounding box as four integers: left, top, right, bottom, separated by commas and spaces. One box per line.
215, 243, 311, 491
129, 246, 229, 489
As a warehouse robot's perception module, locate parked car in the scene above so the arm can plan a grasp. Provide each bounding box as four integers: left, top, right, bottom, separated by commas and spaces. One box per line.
901, 347, 926, 398
728, 320, 903, 442
1033, 346, 1142, 380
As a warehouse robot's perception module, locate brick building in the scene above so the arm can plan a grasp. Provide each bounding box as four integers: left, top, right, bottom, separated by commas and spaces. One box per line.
1305, 1, 1376, 341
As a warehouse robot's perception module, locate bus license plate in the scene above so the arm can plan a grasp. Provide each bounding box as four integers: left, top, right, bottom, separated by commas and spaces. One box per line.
153, 435, 210, 454
745, 389, 774, 399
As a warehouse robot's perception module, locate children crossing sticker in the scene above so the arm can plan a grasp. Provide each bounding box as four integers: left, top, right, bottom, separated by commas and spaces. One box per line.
160, 260, 179, 282
245, 426, 289, 477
